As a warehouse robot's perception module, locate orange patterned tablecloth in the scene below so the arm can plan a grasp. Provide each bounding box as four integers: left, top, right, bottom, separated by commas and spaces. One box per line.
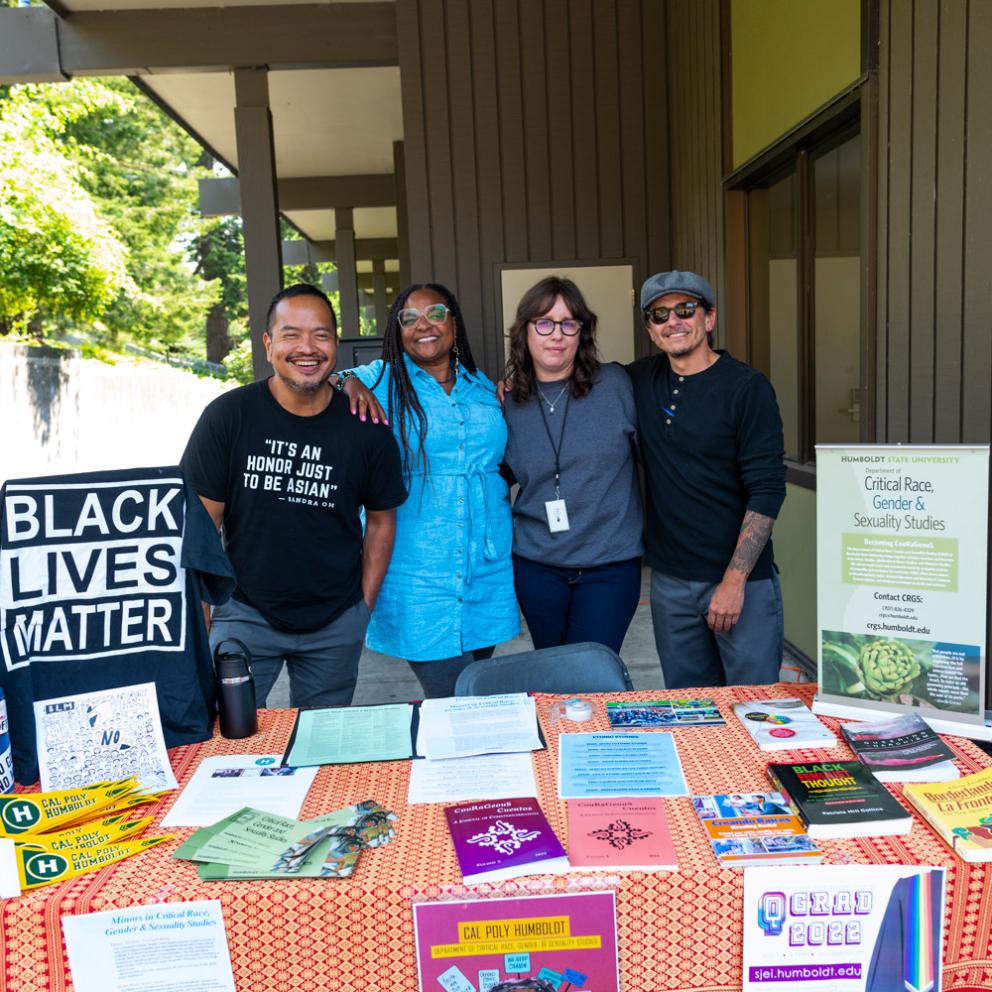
3, 683, 992, 992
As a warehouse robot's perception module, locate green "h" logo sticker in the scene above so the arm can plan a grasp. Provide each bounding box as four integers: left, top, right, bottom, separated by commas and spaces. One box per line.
22, 851, 69, 886
0, 798, 42, 833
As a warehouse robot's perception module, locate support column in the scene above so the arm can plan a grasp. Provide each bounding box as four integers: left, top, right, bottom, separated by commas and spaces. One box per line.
372, 258, 389, 335
233, 67, 282, 380
393, 140, 411, 289
335, 207, 360, 336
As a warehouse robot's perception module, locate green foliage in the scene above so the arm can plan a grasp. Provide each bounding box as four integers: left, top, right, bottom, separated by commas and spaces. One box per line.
222, 336, 254, 385
59, 78, 218, 351
0, 82, 131, 332
194, 217, 247, 319
0, 78, 247, 355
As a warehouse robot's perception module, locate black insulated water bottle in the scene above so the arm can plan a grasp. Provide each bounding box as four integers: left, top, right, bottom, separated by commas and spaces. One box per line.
213, 638, 258, 739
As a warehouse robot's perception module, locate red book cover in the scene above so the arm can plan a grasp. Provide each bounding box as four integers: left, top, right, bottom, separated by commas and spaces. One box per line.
566, 798, 678, 870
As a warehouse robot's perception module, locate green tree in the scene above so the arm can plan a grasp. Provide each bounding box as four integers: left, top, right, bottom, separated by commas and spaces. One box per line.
0, 82, 131, 333
60, 78, 218, 352
194, 214, 247, 362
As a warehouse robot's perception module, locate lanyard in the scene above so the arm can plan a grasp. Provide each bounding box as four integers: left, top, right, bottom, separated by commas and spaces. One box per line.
536, 389, 571, 499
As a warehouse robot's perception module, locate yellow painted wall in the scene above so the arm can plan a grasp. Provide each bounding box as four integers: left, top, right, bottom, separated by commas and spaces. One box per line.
774, 481, 818, 659
731, 0, 861, 167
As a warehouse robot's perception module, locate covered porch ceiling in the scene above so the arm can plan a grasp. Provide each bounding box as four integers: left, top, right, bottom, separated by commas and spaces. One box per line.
15, 0, 404, 252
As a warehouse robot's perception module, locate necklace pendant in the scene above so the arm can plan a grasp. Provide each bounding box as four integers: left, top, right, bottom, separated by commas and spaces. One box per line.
549, 404, 555, 414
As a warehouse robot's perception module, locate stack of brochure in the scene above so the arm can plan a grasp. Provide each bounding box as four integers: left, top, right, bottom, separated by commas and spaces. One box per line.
173, 802, 397, 880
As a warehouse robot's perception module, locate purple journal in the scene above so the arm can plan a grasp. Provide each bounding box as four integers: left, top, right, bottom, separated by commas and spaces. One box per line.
445, 796, 569, 883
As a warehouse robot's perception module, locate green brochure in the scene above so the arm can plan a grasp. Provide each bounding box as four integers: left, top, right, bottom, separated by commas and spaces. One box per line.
283, 704, 414, 766
182, 801, 398, 879
187, 807, 317, 868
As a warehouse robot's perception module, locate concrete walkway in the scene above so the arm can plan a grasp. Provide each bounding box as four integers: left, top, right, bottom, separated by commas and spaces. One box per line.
268, 568, 664, 707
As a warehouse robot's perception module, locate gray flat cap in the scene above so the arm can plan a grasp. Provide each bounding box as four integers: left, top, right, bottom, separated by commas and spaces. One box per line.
640, 270, 715, 311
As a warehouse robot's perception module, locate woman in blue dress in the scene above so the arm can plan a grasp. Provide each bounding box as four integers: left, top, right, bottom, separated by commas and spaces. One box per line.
338, 283, 519, 696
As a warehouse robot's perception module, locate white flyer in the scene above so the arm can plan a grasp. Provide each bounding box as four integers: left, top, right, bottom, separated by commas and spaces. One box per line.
416, 693, 543, 760
161, 754, 318, 827
63, 900, 235, 992
34, 681, 177, 793
742, 864, 945, 992
407, 751, 537, 805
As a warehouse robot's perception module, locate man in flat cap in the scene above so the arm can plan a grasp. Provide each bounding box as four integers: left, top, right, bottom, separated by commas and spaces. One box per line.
626, 270, 786, 688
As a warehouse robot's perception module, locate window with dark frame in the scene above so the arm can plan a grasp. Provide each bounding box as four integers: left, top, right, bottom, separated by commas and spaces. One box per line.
742, 123, 863, 466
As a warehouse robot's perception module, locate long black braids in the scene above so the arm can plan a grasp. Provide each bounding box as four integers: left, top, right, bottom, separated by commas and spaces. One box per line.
372, 283, 479, 483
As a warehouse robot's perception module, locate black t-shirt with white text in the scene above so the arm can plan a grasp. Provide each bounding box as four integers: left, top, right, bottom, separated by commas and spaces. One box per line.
181, 380, 407, 632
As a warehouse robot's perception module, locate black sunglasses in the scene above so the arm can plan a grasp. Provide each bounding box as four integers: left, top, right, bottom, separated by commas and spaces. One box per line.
644, 301, 703, 325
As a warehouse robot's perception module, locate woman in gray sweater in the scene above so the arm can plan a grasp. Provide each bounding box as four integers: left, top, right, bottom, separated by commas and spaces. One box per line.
502, 276, 644, 653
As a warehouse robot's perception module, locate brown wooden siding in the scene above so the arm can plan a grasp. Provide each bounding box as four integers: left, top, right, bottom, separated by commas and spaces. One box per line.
877, 0, 992, 445
665, 0, 725, 335
397, 0, 671, 373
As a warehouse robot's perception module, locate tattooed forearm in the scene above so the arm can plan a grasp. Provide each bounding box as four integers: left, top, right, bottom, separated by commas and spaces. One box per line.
727, 510, 775, 579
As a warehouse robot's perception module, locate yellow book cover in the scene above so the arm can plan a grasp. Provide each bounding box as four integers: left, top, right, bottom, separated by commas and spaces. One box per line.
904, 766, 992, 862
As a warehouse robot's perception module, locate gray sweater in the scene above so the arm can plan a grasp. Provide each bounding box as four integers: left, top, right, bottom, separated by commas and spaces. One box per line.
503, 362, 644, 568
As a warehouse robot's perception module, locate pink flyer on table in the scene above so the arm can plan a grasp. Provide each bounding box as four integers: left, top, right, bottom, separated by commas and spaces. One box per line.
413, 891, 619, 992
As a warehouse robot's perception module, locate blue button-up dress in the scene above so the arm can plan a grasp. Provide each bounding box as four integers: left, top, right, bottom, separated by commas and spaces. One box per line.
351, 355, 519, 661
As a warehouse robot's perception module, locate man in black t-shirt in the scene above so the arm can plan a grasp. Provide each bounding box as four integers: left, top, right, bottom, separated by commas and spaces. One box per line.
181, 284, 406, 708
626, 271, 786, 689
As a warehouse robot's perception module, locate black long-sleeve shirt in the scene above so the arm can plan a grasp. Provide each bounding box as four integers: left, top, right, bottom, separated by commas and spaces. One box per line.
626, 351, 786, 582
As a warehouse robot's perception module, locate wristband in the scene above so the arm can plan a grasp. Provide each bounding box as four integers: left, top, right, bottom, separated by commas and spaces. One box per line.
333, 370, 355, 392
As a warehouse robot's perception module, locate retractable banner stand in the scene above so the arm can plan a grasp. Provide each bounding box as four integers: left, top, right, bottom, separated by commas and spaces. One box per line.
814, 445, 991, 740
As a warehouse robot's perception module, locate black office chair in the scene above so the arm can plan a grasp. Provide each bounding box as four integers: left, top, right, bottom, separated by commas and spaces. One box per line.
454, 642, 634, 696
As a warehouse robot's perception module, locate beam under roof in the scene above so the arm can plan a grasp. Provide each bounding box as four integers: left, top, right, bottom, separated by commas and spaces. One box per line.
200, 175, 396, 215
0, 3, 397, 80
282, 239, 398, 265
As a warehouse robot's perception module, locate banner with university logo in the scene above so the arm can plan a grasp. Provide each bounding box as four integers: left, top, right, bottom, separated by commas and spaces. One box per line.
814, 445, 990, 740
0, 467, 234, 784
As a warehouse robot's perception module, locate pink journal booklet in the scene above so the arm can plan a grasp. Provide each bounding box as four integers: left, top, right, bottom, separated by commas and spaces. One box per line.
566, 797, 678, 871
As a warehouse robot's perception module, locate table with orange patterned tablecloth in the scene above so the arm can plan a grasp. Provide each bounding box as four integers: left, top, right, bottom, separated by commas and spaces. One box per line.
3, 683, 992, 992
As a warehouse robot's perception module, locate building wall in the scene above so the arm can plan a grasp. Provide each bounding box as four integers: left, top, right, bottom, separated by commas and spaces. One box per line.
665, 0, 725, 324
875, 0, 992, 445
395, 0, 670, 375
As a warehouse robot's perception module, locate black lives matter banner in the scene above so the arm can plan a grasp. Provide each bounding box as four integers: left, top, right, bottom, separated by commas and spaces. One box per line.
1, 478, 187, 671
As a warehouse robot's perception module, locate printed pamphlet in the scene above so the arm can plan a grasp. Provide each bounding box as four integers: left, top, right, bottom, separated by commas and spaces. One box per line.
691, 792, 822, 866
606, 698, 724, 728
743, 864, 945, 992
444, 797, 568, 884
413, 892, 619, 992
566, 798, 678, 870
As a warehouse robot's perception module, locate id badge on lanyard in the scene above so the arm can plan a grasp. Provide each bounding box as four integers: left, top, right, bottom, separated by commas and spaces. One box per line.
545, 498, 570, 532
537, 390, 571, 533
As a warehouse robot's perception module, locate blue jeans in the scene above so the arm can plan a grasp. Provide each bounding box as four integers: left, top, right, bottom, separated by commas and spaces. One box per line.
513, 555, 642, 654
650, 570, 783, 688
210, 597, 370, 708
